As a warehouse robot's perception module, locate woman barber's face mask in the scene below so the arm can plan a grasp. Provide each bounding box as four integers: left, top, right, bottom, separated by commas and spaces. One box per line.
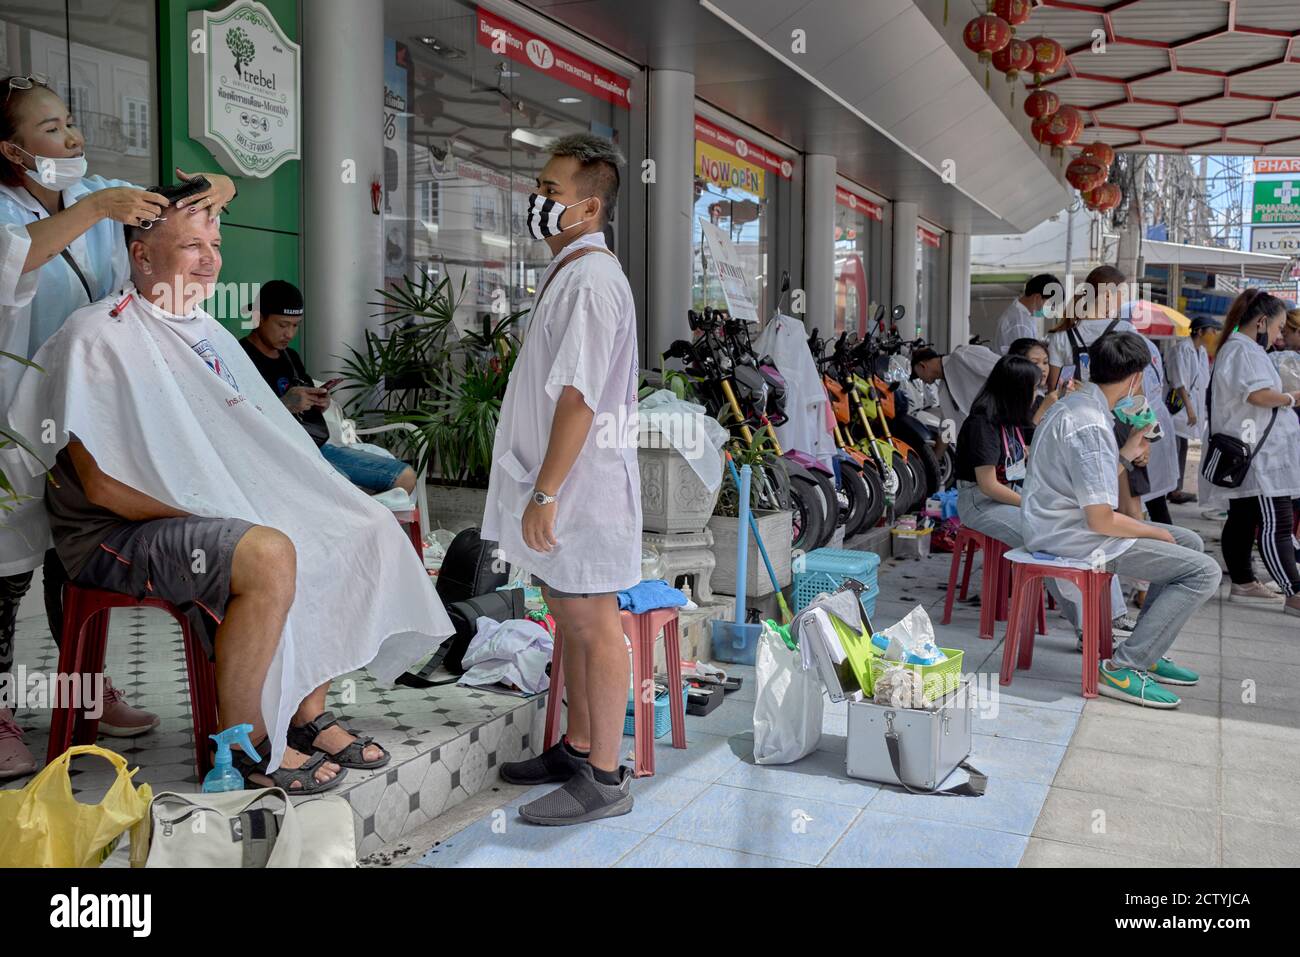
1114, 375, 1156, 430
524, 193, 595, 240
9, 143, 87, 191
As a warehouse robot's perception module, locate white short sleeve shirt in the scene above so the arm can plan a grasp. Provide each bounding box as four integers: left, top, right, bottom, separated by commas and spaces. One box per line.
481, 232, 642, 593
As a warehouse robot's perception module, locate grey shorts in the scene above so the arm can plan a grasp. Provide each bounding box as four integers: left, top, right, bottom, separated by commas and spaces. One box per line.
536, 578, 616, 600
74, 516, 255, 658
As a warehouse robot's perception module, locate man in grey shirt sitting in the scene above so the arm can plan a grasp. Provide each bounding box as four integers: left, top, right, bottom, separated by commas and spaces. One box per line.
1021, 332, 1220, 709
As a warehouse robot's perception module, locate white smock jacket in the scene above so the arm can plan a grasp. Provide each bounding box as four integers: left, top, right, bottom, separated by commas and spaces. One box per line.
0, 176, 131, 575
754, 312, 835, 468
937, 344, 999, 432
1, 286, 453, 770
994, 299, 1037, 355
1167, 336, 1209, 441
482, 232, 642, 593
1200, 331, 1300, 505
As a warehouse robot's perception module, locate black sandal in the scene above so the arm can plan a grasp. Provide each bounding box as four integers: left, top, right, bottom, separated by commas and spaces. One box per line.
231, 740, 347, 793
287, 711, 390, 770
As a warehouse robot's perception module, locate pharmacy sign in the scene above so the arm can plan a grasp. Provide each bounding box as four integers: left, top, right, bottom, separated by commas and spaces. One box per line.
1252, 179, 1300, 224
188, 1, 300, 178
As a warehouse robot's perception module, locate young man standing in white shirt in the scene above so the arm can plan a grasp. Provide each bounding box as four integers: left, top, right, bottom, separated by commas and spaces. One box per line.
488, 134, 642, 824
1166, 316, 1218, 504
1021, 332, 1220, 708
994, 274, 1059, 355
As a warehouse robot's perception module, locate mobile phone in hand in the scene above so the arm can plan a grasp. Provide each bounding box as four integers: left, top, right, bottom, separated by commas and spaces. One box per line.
321, 377, 344, 391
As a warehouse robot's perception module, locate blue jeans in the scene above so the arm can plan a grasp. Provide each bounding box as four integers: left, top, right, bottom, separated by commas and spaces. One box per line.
320, 442, 410, 493
1106, 523, 1221, 671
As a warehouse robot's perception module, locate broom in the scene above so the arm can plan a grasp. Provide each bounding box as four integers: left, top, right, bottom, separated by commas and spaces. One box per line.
725, 452, 794, 626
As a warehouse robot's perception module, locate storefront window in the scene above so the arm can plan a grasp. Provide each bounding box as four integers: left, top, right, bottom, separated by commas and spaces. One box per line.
1, 0, 159, 187
834, 182, 889, 337
691, 113, 794, 320
382, 0, 636, 331
916, 223, 948, 345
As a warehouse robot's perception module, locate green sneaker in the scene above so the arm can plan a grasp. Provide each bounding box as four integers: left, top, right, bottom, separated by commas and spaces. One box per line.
1147, 657, 1199, 686
1097, 663, 1181, 709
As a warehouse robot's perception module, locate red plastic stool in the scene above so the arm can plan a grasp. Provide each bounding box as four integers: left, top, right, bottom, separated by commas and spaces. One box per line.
942, 527, 1009, 639
1000, 551, 1114, 698
47, 584, 219, 780
543, 606, 686, 778
392, 507, 423, 559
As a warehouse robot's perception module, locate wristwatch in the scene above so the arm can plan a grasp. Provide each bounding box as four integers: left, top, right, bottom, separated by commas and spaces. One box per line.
532, 489, 557, 506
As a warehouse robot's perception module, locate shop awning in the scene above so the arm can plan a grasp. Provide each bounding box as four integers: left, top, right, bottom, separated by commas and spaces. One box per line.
1142, 239, 1292, 279
519, 0, 1073, 234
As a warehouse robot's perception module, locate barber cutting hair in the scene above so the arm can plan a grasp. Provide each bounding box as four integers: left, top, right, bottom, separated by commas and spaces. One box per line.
487, 132, 642, 825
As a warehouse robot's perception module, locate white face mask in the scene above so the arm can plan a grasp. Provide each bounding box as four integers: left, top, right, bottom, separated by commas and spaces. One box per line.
11, 144, 87, 190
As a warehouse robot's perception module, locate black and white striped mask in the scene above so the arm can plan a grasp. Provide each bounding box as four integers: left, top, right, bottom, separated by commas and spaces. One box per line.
525, 193, 593, 240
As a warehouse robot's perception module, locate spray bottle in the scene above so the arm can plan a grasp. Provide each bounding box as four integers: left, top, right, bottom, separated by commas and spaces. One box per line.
202, 724, 260, 793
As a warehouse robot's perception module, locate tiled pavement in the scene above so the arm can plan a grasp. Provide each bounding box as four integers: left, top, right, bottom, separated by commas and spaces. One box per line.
6, 500, 1295, 867
408, 500, 1299, 868
2, 591, 546, 864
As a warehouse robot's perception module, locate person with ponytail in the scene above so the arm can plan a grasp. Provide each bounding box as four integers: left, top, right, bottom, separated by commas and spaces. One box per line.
1204, 288, 1300, 612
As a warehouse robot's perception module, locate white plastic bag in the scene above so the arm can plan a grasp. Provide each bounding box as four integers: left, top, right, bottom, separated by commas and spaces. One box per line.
753, 623, 823, 765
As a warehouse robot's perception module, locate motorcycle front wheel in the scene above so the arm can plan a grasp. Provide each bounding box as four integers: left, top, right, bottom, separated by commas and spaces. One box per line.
842, 457, 883, 536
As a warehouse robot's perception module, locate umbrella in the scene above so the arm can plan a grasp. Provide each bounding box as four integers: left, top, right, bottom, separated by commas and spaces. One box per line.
1121, 300, 1191, 338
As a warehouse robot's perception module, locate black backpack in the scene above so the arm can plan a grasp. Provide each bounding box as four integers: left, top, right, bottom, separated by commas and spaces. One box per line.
396, 588, 528, 686
435, 527, 507, 606
1066, 318, 1121, 377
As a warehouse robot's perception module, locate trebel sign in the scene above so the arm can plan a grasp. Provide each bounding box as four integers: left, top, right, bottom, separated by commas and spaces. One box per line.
188, 0, 301, 178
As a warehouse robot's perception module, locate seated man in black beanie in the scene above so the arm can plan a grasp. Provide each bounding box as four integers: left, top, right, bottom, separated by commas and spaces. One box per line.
240, 279, 417, 497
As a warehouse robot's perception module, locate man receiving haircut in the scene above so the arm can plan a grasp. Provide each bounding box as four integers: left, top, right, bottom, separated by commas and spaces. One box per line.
1, 191, 451, 787
488, 132, 642, 825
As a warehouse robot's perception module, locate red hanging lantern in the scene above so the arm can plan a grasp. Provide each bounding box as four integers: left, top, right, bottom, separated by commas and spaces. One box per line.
993, 37, 1034, 81
1052, 105, 1085, 147
1083, 183, 1122, 212
1066, 156, 1108, 193
1026, 35, 1066, 84
1080, 141, 1116, 169
1031, 114, 1055, 147
964, 13, 1013, 88
993, 0, 1033, 32
1024, 87, 1060, 120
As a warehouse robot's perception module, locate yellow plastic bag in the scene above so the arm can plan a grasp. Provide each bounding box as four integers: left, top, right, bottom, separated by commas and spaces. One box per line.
0, 745, 153, 868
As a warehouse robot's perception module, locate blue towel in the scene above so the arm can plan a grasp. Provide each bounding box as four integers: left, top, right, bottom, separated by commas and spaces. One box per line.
617, 579, 688, 613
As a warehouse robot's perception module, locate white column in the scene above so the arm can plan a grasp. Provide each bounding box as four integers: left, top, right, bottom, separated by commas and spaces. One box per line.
302, 0, 385, 375
803, 154, 836, 333
892, 201, 919, 339
947, 231, 971, 351
647, 69, 695, 361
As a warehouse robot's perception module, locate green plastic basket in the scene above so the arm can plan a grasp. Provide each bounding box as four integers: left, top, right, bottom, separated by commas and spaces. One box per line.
866, 643, 964, 704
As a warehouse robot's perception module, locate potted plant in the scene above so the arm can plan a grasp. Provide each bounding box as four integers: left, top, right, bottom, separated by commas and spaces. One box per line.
706, 438, 793, 598
331, 273, 524, 531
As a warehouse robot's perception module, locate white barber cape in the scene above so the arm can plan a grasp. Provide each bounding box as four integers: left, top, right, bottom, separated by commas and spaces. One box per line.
754, 312, 836, 468
482, 232, 642, 593
0, 176, 133, 575
938, 344, 999, 432
1, 285, 453, 771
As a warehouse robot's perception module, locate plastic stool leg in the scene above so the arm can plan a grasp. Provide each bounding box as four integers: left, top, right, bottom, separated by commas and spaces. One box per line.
1036, 584, 1048, 636
959, 538, 977, 600
1018, 577, 1042, 670
1000, 564, 1028, 686
1080, 575, 1101, 698
1099, 574, 1114, 660
996, 554, 1012, 622
663, 616, 687, 751
73, 608, 111, 746
543, 630, 566, 750
46, 599, 86, 765
629, 615, 655, 777
942, 542, 963, 625
979, 546, 999, 640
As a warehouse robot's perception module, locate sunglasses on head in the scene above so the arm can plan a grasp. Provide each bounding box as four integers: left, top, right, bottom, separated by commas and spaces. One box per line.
5, 73, 49, 102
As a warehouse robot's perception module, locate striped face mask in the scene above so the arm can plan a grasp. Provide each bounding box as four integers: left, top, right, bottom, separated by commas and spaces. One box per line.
525, 193, 594, 240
